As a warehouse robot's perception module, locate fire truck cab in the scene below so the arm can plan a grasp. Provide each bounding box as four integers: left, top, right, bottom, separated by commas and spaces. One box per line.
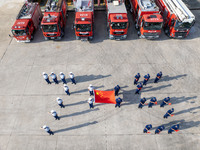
11, 2, 42, 42
130, 0, 163, 39
155, 0, 195, 38
106, 0, 129, 40
74, 0, 94, 41
41, 0, 67, 40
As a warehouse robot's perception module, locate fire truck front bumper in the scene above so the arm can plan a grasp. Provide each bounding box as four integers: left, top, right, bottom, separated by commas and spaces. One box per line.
109, 34, 127, 40
16, 39, 30, 43
143, 32, 160, 39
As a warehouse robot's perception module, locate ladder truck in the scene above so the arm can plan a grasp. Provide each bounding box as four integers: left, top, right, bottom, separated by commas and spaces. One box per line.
129, 0, 163, 39
11, 2, 42, 42
73, 0, 94, 41
106, 0, 129, 40
155, 0, 195, 38
41, 0, 67, 40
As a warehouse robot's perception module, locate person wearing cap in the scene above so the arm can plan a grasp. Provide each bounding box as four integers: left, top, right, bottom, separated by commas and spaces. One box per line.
160, 97, 171, 107
155, 125, 165, 134
115, 97, 122, 108
143, 124, 152, 133
135, 83, 143, 94
134, 73, 140, 85
148, 97, 157, 108
69, 72, 76, 84
143, 74, 150, 86
56, 97, 65, 108
138, 97, 147, 109
164, 108, 174, 119
154, 71, 162, 83
88, 98, 94, 109
42, 72, 51, 84
40, 125, 54, 135
48, 110, 60, 120
59, 72, 66, 84
88, 84, 94, 96
49, 72, 58, 84
114, 85, 120, 96
168, 124, 180, 134
63, 84, 70, 95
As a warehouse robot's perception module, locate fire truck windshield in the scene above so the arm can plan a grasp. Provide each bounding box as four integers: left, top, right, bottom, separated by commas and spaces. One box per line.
76, 24, 91, 32
12, 30, 26, 36
42, 25, 57, 32
111, 22, 127, 29
143, 22, 162, 30
175, 21, 193, 30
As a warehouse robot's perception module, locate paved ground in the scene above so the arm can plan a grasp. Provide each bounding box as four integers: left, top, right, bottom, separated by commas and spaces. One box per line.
0, 1, 200, 150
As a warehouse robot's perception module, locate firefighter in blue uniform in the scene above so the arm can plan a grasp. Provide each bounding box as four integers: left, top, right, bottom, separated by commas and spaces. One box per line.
138, 97, 147, 108
114, 85, 121, 96
148, 97, 157, 108
168, 124, 180, 134
143, 74, 150, 85
134, 73, 140, 85
160, 97, 171, 107
115, 97, 122, 108
154, 71, 162, 83
155, 125, 165, 134
143, 124, 152, 133
164, 108, 174, 119
135, 83, 143, 94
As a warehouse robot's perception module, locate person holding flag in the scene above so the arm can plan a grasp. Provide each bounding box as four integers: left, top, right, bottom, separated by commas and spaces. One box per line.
143, 74, 150, 86
134, 73, 140, 85
160, 97, 171, 107
88, 84, 94, 96
135, 83, 143, 94
154, 71, 162, 83
168, 124, 180, 134
143, 124, 152, 133
155, 125, 165, 134
164, 108, 174, 119
115, 97, 123, 108
148, 97, 157, 108
88, 98, 94, 109
138, 97, 147, 109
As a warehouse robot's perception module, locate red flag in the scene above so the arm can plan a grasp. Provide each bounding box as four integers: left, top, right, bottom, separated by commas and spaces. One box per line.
94, 90, 116, 104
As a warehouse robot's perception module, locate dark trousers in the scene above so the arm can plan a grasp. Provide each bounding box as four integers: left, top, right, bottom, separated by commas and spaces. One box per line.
154, 77, 159, 83
143, 129, 148, 133
65, 90, 70, 95
155, 130, 160, 134
61, 78, 66, 84
134, 79, 138, 85
138, 103, 143, 108
89, 91, 93, 96
45, 78, 51, 84
71, 78, 76, 84
148, 102, 154, 108
163, 113, 169, 119
54, 115, 60, 120
160, 102, 166, 107
115, 102, 121, 108
143, 80, 148, 85
115, 90, 119, 96
47, 130, 54, 135
53, 77, 58, 84
89, 103, 94, 109
135, 89, 141, 94
59, 103, 65, 108
168, 129, 173, 134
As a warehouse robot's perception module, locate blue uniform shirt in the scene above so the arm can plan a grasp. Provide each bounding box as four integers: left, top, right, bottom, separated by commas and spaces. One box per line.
116, 97, 122, 103
135, 73, 140, 79
156, 125, 165, 131
171, 124, 179, 130
150, 97, 157, 103
164, 97, 170, 103
140, 98, 146, 104
144, 74, 150, 80
157, 72, 162, 78
167, 109, 174, 114
137, 83, 143, 89
145, 124, 152, 130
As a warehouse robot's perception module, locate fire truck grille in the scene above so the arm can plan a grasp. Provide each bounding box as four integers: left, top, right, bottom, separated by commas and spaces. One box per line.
175, 32, 187, 38
143, 32, 159, 36
79, 33, 89, 36
46, 34, 57, 37
114, 32, 124, 35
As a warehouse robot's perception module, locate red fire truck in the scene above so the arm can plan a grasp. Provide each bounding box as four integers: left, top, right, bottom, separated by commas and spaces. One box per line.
73, 0, 94, 41
106, 0, 129, 40
129, 0, 163, 39
11, 2, 42, 42
155, 0, 195, 38
41, 0, 67, 40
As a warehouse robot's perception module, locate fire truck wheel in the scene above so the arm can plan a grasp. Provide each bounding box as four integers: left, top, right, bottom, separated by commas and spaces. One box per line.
135, 23, 139, 30
31, 35, 34, 40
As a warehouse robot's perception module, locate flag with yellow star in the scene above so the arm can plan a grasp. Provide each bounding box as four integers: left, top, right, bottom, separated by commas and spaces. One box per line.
94, 90, 116, 104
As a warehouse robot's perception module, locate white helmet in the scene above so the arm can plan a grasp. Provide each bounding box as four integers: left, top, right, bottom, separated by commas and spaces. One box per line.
57, 97, 60, 100
60, 72, 63, 74
43, 125, 47, 128
64, 84, 67, 87
43, 72, 46, 75
88, 97, 92, 101
89, 84, 92, 87
51, 72, 54, 74
69, 72, 73, 74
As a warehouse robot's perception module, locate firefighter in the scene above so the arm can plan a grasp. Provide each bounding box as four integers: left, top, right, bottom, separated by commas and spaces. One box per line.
88, 98, 94, 109
168, 124, 180, 134
155, 125, 165, 134
143, 124, 152, 133
41, 125, 54, 135
114, 85, 121, 96
135, 83, 143, 94
115, 97, 122, 108
134, 73, 140, 85
49, 72, 58, 84
148, 97, 157, 108
88, 84, 94, 96
69, 72, 76, 84
56, 97, 65, 108
164, 108, 174, 119
143, 74, 150, 85
154, 71, 162, 83
59, 72, 66, 84
63, 84, 70, 96
138, 97, 147, 109
42, 72, 51, 84
160, 97, 171, 107
48, 110, 60, 120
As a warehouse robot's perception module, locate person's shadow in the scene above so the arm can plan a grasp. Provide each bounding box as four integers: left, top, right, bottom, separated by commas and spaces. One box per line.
174, 106, 200, 115
171, 96, 197, 105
